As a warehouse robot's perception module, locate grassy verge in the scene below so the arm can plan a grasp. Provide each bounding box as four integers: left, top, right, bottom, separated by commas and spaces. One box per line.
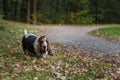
90, 26, 120, 42
0, 21, 120, 80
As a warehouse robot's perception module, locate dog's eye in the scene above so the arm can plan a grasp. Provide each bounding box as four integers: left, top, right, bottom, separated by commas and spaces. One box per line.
40, 40, 43, 42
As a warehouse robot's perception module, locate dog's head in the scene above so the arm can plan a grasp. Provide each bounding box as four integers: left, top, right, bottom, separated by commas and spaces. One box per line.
38, 36, 52, 57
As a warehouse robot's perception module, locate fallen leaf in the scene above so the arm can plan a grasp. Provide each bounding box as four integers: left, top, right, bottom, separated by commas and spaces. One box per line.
32, 58, 37, 63
53, 72, 62, 78
33, 77, 38, 80
48, 78, 55, 80
59, 76, 66, 80
116, 68, 120, 74
6, 44, 10, 48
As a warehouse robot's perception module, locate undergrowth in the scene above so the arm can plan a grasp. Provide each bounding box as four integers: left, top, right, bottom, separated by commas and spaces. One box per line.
0, 21, 119, 80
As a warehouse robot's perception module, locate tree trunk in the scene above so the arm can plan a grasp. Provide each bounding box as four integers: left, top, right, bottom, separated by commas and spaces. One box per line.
20, 0, 27, 22
0, 0, 3, 10
14, 0, 18, 20
2, 0, 9, 19
37, 0, 42, 11
30, 0, 37, 24
94, 0, 98, 24
27, 0, 31, 23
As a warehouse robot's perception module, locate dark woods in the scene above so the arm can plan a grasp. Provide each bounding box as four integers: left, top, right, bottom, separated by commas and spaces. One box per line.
0, 0, 37, 24
0, 0, 120, 24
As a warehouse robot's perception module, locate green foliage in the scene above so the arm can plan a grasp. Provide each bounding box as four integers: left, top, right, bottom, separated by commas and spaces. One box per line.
90, 26, 120, 41
36, 0, 94, 24
0, 10, 6, 31
56, 14, 67, 24
0, 21, 7, 31
37, 12, 52, 24
68, 11, 94, 24
0, 10, 3, 20
31, 14, 37, 24
1, 0, 120, 24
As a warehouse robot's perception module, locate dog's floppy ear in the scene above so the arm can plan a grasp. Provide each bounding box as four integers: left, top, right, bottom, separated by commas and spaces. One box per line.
46, 39, 53, 56
36, 37, 43, 56
38, 37, 43, 47
38, 36, 44, 47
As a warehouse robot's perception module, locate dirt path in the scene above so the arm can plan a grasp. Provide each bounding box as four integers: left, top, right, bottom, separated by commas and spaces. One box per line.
35, 25, 120, 55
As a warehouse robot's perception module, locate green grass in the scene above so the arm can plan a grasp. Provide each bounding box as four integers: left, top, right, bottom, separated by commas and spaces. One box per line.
0, 21, 119, 80
90, 26, 120, 42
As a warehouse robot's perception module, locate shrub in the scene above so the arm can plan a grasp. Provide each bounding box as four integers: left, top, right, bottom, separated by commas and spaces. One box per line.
37, 11, 94, 24
56, 14, 66, 24
0, 21, 7, 31
0, 10, 6, 31
67, 11, 94, 24
36, 12, 52, 24
76, 16, 94, 24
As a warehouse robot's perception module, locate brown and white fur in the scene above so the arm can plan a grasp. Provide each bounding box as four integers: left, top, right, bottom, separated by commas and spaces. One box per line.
22, 30, 53, 58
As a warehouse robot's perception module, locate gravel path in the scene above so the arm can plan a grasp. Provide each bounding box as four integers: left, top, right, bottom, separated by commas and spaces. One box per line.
35, 25, 120, 55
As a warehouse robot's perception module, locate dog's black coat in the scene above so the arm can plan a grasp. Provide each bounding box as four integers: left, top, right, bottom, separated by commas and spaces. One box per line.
22, 35, 37, 55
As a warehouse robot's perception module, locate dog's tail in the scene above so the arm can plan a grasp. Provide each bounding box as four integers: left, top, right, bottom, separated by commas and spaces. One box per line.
24, 29, 27, 35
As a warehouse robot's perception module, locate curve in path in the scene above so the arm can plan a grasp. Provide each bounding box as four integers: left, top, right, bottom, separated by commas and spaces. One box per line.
35, 25, 120, 54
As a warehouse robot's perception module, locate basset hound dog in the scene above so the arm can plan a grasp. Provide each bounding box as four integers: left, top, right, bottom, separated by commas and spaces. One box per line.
22, 30, 53, 58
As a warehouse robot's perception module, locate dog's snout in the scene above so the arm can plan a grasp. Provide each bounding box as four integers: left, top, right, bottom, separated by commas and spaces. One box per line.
43, 46, 46, 49
42, 45, 47, 52
42, 41, 47, 49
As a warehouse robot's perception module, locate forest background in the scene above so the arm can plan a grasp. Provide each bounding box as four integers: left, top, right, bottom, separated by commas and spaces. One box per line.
0, 0, 120, 24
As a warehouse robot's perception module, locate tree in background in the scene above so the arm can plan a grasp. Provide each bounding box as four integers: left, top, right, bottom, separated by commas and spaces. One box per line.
66, 0, 94, 24
0, 9, 6, 31
0, 0, 120, 24
2, 0, 9, 19
20, 0, 37, 24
